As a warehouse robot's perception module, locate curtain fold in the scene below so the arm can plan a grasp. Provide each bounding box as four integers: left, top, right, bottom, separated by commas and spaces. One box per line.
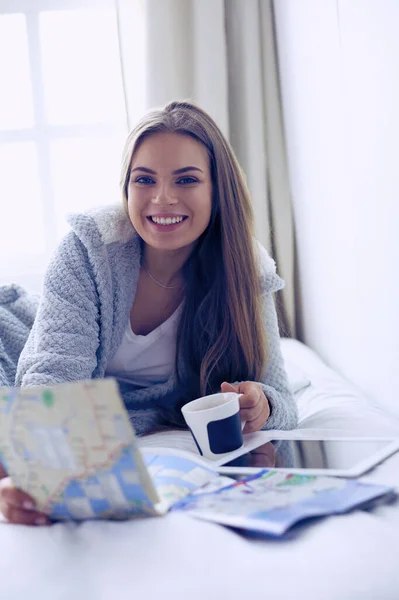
117, 0, 296, 337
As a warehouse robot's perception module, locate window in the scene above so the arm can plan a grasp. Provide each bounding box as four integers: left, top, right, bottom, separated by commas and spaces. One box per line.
0, 0, 142, 292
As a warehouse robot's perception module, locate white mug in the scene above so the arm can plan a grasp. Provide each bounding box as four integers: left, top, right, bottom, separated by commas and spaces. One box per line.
181, 392, 245, 460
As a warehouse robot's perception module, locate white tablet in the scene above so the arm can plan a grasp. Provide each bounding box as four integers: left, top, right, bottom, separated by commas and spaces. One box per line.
217, 436, 399, 478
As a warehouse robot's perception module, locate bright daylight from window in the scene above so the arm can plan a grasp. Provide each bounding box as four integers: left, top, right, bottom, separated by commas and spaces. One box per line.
0, 1, 139, 291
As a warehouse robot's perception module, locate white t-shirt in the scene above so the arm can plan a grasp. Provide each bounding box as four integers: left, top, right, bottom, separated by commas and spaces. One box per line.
105, 304, 182, 387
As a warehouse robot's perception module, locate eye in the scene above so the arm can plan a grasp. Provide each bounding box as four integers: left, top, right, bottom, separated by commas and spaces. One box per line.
134, 176, 155, 185
177, 176, 197, 185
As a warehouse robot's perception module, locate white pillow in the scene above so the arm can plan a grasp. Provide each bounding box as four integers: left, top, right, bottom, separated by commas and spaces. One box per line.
284, 359, 311, 394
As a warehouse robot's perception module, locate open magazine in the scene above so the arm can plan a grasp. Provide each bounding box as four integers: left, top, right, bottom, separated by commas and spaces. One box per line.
0, 379, 395, 534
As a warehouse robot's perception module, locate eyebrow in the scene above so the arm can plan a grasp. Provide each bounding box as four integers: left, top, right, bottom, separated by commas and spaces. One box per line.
130, 166, 204, 175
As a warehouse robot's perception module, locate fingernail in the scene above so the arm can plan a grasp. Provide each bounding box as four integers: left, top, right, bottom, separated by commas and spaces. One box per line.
35, 517, 48, 526
23, 501, 35, 510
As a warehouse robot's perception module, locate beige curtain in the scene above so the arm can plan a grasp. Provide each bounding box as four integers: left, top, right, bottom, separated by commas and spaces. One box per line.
117, 0, 296, 338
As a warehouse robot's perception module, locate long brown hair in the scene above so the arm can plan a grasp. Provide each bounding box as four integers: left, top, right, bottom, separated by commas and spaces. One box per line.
120, 100, 267, 400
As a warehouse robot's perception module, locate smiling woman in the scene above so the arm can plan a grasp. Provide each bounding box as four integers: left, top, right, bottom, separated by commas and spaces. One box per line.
127, 132, 212, 259
0, 100, 298, 525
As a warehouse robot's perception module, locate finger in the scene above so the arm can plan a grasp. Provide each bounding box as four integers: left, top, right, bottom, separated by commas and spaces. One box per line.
0, 479, 37, 511
240, 401, 264, 423
221, 382, 239, 393
239, 390, 263, 410
236, 381, 260, 396
242, 398, 270, 433
243, 408, 269, 433
2, 504, 51, 526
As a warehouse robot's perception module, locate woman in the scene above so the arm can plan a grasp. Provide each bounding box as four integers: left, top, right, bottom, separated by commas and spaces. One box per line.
0, 100, 297, 525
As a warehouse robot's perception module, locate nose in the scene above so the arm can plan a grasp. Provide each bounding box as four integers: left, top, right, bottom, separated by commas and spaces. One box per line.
152, 184, 177, 205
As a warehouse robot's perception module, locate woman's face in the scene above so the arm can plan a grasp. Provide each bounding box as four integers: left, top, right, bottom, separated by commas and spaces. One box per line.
127, 132, 212, 253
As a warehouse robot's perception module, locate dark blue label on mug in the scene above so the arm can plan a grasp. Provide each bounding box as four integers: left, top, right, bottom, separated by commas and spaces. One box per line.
207, 413, 243, 454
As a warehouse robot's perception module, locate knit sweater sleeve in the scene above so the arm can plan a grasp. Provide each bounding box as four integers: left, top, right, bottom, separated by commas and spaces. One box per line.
235, 244, 298, 431
15, 232, 100, 387
256, 288, 298, 430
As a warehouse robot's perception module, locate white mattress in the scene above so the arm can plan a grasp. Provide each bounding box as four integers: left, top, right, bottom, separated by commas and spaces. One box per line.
1, 339, 399, 600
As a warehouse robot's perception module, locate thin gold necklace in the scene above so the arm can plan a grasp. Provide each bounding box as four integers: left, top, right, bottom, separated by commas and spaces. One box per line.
142, 264, 182, 290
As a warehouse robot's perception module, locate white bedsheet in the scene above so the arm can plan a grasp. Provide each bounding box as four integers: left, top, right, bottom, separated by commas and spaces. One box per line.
1, 340, 399, 600
283, 338, 399, 437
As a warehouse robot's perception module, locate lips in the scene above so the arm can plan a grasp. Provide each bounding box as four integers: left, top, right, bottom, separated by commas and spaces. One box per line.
150, 215, 185, 223
146, 215, 188, 231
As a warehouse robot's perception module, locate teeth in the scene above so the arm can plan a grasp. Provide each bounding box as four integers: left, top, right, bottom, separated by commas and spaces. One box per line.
151, 216, 184, 225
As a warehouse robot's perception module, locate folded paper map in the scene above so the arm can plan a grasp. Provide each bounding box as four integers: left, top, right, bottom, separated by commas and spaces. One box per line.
0, 379, 216, 520
173, 469, 396, 536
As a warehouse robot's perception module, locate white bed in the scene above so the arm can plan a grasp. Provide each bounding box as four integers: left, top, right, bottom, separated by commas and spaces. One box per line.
1, 339, 399, 600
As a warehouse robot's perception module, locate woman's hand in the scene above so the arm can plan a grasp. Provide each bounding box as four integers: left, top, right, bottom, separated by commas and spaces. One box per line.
221, 381, 270, 433
0, 475, 51, 526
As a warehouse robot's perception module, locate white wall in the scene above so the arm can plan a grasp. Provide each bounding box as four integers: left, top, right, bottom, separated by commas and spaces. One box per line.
275, 0, 399, 419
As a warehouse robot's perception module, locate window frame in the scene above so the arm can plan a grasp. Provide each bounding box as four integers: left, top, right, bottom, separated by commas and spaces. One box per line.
0, 0, 129, 290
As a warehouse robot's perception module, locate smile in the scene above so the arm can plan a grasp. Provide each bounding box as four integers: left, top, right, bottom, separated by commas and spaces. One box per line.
148, 216, 187, 225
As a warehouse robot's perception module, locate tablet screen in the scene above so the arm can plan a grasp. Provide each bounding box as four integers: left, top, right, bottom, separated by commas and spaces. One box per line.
223, 439, 392, 470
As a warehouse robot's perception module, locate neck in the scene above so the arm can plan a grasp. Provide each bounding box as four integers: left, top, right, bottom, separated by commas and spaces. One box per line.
142, 245, 192, 288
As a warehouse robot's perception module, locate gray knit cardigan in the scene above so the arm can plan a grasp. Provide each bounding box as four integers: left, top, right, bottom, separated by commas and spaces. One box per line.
6, 205, 297, 435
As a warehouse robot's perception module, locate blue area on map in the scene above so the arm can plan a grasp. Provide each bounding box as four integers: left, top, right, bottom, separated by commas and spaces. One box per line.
144, 453, 214, 475
48, 446, 155, 521
0, 391, 16, 414
50, 503, 74, 519
250, 480, 394, 526
143, 453, 216, 492
64, 480, 86, 497
89, 498, 112, 514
